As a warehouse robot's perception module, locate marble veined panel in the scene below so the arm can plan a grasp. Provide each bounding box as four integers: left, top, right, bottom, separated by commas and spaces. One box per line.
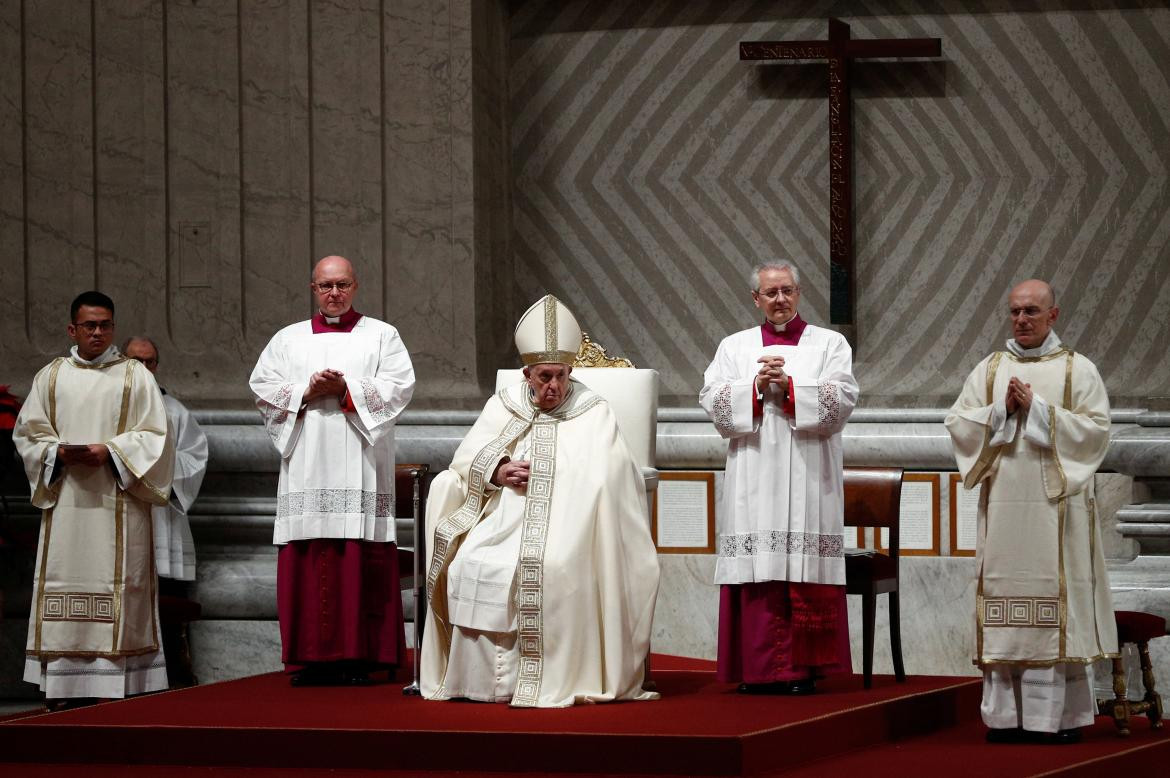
190, 619, 283, 683
651, 555, 719, 660
0, 3, 26, 358
94, 0, 168, 342
508, 3, 1170, 408
1096, 473, 1138, 562
166, 0, 243, 367
23, 1, 97, 355
240, 0, 312, 347
310, 0, 382, 311
383, 0, 478, 400
845, 557, 981, 678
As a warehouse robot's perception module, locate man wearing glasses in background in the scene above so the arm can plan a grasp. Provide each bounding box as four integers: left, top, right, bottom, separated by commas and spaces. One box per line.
122, 335, 209, 687
700, 263, 858, 695
13, 291, 173, 708
250, 256, 415, 686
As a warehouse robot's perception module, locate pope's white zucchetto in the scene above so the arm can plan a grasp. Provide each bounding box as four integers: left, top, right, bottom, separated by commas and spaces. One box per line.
515, 294, 582, 366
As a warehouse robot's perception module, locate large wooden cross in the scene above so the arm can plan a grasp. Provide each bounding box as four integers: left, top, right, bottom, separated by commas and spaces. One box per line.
740, 19, 941, 339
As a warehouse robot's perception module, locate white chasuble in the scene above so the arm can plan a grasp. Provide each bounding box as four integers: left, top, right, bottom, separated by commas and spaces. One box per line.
946, 340, 1117, 668
700, 325, 858, 586
153, 395, 208, 580
249, 316, 415, 544
421, 380, 660, 708
14, 351, 173, 670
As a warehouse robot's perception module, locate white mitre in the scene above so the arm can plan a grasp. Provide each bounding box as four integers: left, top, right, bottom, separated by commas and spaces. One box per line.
515, 294, 582, 366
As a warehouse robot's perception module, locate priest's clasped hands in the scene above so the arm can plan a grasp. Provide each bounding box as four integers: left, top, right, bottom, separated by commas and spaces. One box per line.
56, 443, 111, 467
1005, 376, 1033, 415
755, 355, 788, 394
493, 459, 530, 492
304, 368, 347, 402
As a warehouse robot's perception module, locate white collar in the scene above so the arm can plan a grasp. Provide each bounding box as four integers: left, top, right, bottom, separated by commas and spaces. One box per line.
70, 345, 120, 365
1006, 330, 1062, 357
769, 313, 798, 333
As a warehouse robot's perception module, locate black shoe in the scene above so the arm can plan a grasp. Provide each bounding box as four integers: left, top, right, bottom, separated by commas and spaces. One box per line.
1044, 728, 1082, 745
736, 678, 816, 695
341, 671, 374, 686
45, 697, 99, 712
985, 727, 1026, 744
290, 665, 342, 687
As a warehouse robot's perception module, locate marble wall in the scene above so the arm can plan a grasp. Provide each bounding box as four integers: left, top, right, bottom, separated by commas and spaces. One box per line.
3, 2, 1167, 411
0, 0, 487, 407
508, 1, 1170, 407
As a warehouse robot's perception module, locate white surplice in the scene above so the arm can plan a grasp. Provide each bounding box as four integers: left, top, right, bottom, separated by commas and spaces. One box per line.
421, 380, 660, 707
249, 316, 415, 544
700, 324, 858, 586
153, 394, 208, 581
14, 345, 174, 698
946, 331, 1117, 731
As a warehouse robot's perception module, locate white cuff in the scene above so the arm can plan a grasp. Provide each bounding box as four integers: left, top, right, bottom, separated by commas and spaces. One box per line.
988, 398, 1019, 447
107, 445, 136, 489
1022, 395, 1053, 448
43, 446, 60, 487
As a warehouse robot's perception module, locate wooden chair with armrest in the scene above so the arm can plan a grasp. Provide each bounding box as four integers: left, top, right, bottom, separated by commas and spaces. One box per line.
843, 466, 907, 689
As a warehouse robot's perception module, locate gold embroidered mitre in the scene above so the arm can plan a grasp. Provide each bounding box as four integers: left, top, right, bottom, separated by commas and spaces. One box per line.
515, 294, 582, 366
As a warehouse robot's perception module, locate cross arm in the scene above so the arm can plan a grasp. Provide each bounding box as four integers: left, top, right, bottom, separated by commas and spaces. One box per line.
740, 41, 830, 60
845, 38, 941, 58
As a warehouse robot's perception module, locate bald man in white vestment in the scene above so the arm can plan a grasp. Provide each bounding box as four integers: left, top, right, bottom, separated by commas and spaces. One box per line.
123, 336, 208, 585
421, 295, 660, 707
14, 291, 174, 707
946, 279, 1117, 744
123, 335, 209, 686
250, 256, 415, 686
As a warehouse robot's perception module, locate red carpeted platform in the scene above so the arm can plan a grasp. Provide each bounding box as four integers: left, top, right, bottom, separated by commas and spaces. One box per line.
0, 656, 1165, 776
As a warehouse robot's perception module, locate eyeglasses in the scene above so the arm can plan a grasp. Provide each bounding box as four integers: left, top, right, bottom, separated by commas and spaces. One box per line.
129, 356, 158, 368
74, 320, 114, 334
1010, 306, 1050, 319
755, 286, 799, 300
314, 282, 354, 294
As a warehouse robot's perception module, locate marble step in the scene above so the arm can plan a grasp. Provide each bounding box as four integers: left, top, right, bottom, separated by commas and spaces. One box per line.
1115, 503, 1170, 555
1116, 502, 1170, 529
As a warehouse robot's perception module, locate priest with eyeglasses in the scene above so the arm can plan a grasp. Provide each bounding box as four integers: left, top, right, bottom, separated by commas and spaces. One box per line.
700, 262, 858, 695
14, 291, 174, 707
250, 255, 415, 686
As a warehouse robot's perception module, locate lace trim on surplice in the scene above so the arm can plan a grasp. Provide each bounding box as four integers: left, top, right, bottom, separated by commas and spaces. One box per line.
817, 381, 840, 427
360, 378, 392, 424
717, 530, 844, 559
712, 383, 734, 434
277, 488, 393, 518
262, 384, 294, 425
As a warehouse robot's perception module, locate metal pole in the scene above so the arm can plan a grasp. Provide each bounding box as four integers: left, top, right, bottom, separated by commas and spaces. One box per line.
403, 466, 422, 695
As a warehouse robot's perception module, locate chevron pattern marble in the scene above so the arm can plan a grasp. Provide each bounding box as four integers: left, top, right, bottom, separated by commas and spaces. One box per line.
508, 1, 1170, 407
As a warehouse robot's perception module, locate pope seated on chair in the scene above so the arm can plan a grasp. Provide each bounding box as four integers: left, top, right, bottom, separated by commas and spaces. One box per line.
420, 295, 660, 707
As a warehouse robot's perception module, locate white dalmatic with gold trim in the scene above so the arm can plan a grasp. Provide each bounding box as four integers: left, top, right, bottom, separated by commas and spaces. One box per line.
249, 316, 415, 544
153, 394, 208, 581
13, 346, 174, 698
420, 380, 660, 707
699, 324, 857, 586
946, 331, 1118, 732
